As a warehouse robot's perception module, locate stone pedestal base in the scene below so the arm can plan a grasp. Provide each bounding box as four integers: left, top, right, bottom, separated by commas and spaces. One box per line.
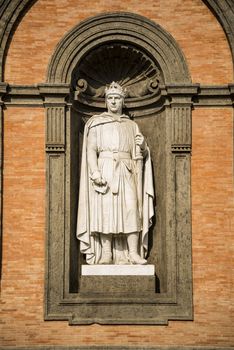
80, 265, 156, 294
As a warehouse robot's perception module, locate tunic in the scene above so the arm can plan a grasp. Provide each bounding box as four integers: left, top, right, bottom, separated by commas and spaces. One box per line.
87, 114, 141, 235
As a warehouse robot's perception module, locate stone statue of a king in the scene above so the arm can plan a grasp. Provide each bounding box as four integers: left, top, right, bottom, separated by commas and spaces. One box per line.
77, 82, 154, 265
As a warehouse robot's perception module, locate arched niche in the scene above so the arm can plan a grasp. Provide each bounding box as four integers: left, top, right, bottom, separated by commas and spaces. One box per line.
43, 12, 193, 325
47, 12, 190, 85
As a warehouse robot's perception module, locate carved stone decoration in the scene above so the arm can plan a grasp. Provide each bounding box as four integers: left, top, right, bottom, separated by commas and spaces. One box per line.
38, 83, 70, 153
46, 107, 65, 152
74, 44, 162, 98
44, 12, 194, 325
171, 107, 191, 153
73, 44, 163, 116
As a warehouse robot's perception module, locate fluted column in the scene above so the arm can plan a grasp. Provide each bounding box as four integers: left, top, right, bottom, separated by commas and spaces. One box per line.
167, 85, 197, 304
39, 84, 70, 308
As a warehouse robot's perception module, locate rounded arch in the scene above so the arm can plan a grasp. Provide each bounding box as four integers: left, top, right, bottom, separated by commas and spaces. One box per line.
47, 12, 191, 84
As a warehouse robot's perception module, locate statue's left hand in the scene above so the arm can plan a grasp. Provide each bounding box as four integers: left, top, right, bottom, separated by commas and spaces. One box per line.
135, 133, 146, 151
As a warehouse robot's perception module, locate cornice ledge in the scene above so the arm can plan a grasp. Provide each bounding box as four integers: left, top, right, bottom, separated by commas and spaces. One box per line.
166, 84, 199, 106
194, 84, 234, 107
166, 84, 199, 96
4, 84, 41, 106
199, 85, 231, 95
1, 83, 234, 108
38, 83, 71, 96
8, 84, 39, 94
38, 83, 71, 105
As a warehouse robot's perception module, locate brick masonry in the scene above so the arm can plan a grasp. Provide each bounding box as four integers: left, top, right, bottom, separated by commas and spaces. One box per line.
4, 0, 233, 85
0, 0, 233, 347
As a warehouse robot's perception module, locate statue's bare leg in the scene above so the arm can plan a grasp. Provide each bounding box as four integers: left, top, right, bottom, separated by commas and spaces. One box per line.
99, 234, 112, 264
127, 232, 147, 265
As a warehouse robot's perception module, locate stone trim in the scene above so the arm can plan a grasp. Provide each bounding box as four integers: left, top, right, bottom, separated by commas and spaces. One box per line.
1, 84, 234, 107
194, 85, 234, 107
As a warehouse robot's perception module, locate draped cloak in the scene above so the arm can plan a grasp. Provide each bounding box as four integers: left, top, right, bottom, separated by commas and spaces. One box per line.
76, 112, 154, 264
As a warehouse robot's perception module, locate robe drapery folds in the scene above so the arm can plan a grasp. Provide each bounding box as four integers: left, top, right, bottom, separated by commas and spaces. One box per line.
76, 112, 154, 264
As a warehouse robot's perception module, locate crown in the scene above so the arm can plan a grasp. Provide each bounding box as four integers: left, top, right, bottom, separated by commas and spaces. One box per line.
105, 82, 126, 98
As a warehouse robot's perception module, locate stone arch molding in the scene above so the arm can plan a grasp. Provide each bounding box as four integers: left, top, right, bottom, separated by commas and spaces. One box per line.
47, 12, 191, 85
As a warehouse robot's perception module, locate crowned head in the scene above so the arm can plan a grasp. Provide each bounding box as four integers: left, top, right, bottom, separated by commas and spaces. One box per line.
105, 82, 126, 99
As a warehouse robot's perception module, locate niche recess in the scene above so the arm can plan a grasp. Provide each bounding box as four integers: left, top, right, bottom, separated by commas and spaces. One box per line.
43, 12, 193, 324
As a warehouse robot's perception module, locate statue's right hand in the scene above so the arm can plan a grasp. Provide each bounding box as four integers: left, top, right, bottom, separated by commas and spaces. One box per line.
90, 170, 107, 186
93, 177, 107, 186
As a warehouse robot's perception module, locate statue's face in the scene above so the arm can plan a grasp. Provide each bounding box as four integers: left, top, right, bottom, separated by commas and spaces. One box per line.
106, 93, 123, 115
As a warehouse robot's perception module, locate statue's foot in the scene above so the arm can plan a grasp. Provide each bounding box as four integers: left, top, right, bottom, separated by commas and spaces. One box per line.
116, 258, 129, 265
129, 253, 147, 265
99, 254, 112, 264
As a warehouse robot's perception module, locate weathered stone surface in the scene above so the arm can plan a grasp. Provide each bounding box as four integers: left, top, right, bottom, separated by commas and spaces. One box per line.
80, 275, 156, 294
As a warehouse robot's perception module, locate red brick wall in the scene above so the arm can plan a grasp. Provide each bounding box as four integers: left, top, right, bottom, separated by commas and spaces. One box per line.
4, 0, 233, 84
1, 0, 233, 347
1, 107, 233, 347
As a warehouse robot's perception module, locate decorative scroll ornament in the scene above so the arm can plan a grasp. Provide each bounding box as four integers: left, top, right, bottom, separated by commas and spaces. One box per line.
73, 44, 163, 110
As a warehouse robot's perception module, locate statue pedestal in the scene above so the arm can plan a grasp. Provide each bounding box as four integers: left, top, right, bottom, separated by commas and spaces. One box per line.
82, 264, 155, 276
80, 265, 156, 294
